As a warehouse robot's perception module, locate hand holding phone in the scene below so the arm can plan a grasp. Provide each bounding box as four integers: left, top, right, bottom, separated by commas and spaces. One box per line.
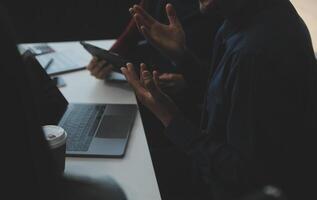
80, 41, 129, 73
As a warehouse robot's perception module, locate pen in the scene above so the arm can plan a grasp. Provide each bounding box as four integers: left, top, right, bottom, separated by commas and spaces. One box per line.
44, 58, 54, 71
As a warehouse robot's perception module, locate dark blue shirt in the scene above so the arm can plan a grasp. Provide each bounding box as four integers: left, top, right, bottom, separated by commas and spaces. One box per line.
165, 1, 317, 199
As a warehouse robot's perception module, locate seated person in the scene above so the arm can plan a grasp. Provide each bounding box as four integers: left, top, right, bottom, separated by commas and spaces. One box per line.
87, 5, 223, 199
122, 0, 317, 199
87, 0, 222, 81
0, 7, 126, 200
86, 4, 224, 165
86, 0, 223, 134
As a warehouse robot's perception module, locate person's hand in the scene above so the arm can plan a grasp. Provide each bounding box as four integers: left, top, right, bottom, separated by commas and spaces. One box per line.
87, 57, 114, 80
158, 73, 186, 95
130, 4, 186, 63
121, 63, 179, 127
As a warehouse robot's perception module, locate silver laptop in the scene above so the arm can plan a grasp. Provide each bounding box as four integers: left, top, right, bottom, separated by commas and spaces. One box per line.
59, 103, 137, 158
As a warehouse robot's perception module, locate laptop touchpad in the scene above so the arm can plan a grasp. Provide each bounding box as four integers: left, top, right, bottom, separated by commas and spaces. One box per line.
95, 115, 133, 138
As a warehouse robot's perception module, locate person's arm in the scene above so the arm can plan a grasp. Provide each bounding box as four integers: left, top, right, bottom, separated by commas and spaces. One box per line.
176, 49, 210, 98
164, 115, 253, 192
87, 0, 148, 80
122, 54, 257, 189
130, 4, 212, 99
120, 54, 259, 193
165, 54, 266, 192
110, 16, 141, 56
110, 0, 147, 56
178, 11, 223, 97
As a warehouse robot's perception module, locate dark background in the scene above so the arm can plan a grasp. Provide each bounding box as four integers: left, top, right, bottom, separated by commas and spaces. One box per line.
1, 0, 138, 43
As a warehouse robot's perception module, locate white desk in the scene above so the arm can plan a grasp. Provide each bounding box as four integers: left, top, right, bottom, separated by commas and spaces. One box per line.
26, 40, 161, 200
291, 0, 317, 53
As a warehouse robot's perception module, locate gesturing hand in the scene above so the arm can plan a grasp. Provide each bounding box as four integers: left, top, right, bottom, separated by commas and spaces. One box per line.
130, 4, 186, 63
158, 73, 186, 95
87, 57, 114, 80
121, 63, 179, 127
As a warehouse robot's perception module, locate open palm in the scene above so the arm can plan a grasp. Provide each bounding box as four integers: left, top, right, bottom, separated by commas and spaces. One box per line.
131, 4, 186, 63
121, 63, 179, 127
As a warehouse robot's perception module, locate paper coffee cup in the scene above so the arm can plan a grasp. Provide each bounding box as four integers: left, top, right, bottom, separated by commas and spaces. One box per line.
42, 125, 67, 173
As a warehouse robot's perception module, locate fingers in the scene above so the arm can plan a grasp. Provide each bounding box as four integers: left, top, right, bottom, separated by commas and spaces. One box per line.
140, 25, 156, 45
158, 73, 186, 89
158, 73, 177, 88
143, 71, 156, 95
87, 57, 98, 71
121, 63, 150, 103
126, 63, 139, 80
159, 73, 175, 82
130, 5, 155, 27
134, 14, 151, 34
87, 57, 113, 79
129, 6, 145, 33
140, 63, 147, 71
159, 73, 184, 81
121, 63, 139, 87
142, 69, 161, 99
140, 63, 147, 84
96, 65, 113, 79
129, 7, 134, 15
153, 71, 162, 91
166, 4, 181, 27
130, 4, 157, 36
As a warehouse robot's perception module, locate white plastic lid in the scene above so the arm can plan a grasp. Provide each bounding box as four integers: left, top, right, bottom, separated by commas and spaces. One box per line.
42, 125, 67, 149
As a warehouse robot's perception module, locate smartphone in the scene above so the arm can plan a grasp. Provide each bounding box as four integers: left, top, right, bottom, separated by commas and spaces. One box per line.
80, 41, 129, 73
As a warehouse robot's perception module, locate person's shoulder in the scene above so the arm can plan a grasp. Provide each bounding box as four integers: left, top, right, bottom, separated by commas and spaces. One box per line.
232, 6, 311, 60
246, 2, 310, 48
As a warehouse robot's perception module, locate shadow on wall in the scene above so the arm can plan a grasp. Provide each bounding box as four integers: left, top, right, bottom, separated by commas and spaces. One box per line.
1, 0, 138, 43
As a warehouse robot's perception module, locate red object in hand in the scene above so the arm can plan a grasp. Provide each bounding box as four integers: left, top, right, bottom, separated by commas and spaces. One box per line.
110, 0, 147, 56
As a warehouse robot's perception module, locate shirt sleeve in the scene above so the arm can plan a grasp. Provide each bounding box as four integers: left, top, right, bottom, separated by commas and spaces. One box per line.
110, 0, 147, 56
176, 49, 210, 101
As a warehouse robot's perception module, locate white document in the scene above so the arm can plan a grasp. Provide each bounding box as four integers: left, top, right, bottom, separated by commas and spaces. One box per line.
36, 49, 89, 75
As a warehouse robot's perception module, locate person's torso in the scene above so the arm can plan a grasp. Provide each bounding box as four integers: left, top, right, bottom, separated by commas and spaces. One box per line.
206, 0, 315, 137
205, 1, 317, 199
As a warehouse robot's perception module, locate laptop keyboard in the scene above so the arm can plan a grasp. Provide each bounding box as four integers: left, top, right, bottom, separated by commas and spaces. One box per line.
59, 104, 106, 152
